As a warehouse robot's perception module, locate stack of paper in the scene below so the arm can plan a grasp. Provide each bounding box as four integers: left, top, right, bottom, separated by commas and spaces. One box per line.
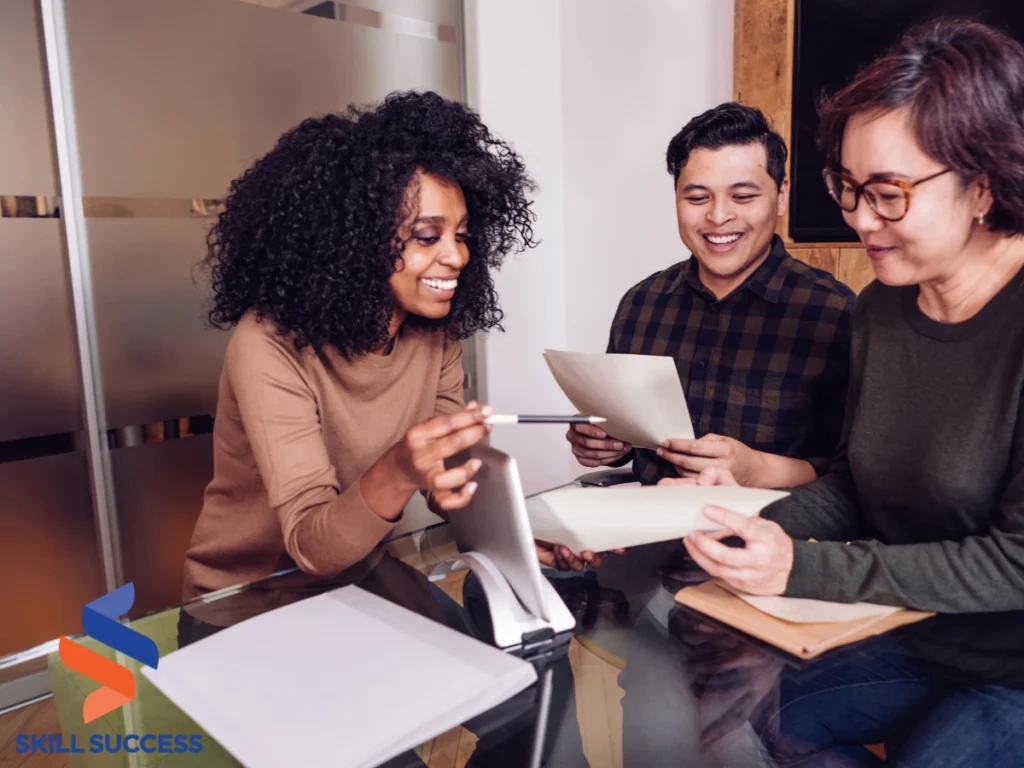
525, 484, 789, 553
142, 586, 537, 768
543, 349, 695, 449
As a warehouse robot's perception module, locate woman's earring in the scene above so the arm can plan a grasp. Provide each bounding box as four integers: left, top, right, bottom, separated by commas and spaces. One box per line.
977, 213, 986, 225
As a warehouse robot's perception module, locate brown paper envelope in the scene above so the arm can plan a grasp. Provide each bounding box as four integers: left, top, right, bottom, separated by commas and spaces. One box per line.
675, 581, 935, 659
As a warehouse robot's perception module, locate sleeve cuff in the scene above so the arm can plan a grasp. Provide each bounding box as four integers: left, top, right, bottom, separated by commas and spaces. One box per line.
806, 456, 834, 477
285, 481, 403, 577
783, 539, 832, 600
346, 478, 405, 534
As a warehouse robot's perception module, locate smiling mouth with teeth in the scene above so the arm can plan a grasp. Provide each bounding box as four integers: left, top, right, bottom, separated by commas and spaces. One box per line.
421, 277, 459, 291
704, 233, 744, 245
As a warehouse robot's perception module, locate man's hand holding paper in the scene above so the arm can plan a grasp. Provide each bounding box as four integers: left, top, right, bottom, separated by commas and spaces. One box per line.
657, 434, 763, 485
565, 421, 633, 468
543, 350, 695, 450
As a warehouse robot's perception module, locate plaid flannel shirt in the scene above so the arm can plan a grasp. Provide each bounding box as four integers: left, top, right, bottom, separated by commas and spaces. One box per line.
608, 235, 855, 485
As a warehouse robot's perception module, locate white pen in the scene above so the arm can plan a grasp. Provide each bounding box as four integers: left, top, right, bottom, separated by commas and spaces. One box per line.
484, 414, 608, 425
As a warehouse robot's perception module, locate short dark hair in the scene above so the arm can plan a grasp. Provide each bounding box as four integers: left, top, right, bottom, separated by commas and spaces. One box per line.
817, 18, 1024, 236
665, 102, 788, 189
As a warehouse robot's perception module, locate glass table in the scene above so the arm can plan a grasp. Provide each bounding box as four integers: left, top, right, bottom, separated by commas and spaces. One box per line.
31, 523, 1024, 767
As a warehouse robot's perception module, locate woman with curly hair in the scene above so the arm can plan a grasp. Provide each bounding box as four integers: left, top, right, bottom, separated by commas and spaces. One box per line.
181, 91, 538, 598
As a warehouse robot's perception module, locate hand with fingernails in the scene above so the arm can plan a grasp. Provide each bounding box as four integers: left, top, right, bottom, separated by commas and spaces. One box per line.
656, 433, 762, 486
391, 403, 619, 571
534, 540, 625, 571
389, 401, 493, 514
659, 466, 793, 595
566, 421, 633, 467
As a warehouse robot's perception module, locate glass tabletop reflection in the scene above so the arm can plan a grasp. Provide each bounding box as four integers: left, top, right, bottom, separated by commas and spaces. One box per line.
44, 523, 1024, 768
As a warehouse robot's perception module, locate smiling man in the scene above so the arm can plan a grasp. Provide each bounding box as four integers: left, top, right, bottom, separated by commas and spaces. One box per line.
567, 103, 856, 488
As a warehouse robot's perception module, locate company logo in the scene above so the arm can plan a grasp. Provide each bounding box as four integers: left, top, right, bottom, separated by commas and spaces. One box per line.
18, 584, 203, 757
58, 583, 159, 723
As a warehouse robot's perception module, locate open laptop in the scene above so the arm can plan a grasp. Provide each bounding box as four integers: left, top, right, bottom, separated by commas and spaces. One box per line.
443, 443, 553, 623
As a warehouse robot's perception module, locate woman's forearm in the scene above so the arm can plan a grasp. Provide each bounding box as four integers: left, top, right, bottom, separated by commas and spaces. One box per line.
359, 447, 418, 522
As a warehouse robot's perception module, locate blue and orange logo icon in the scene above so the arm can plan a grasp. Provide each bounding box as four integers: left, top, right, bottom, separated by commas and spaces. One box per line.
58, 584, 159, 723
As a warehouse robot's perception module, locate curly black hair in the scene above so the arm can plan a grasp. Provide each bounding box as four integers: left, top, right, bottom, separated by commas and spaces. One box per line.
201, 90, 538, 357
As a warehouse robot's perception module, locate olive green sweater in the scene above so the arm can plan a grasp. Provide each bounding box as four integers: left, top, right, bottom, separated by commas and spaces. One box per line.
765, 264, 1024, 613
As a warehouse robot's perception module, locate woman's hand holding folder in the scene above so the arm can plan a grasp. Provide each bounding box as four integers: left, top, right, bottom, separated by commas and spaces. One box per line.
660, 468, 794, 596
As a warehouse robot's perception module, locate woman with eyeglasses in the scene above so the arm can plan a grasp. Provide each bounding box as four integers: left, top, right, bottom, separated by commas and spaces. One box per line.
662, 18, 1024, 765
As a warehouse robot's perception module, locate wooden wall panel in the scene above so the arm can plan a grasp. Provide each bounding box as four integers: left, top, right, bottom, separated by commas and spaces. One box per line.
735, 0, 876, 294
838, 248, 875, 293
788, 247, 839, 277
733, 0, 793, 132
734, 0, 795, 243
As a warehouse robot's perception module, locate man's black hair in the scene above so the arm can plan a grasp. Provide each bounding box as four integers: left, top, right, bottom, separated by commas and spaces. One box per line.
666, 102, 787, 189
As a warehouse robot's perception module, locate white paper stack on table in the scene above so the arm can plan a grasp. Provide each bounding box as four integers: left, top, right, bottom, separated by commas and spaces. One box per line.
526, 484, 790, 553
543, 349, 695, 449
142, 586, 537, 768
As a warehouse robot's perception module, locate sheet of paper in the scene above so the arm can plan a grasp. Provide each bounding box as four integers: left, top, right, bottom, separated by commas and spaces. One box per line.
543, 350, 694, 449
718, 582, 902, 624
525, 484, 789, 553
142, 586, 537, 768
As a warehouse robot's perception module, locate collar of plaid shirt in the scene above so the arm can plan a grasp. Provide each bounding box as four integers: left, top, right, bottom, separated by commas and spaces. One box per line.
612, 232, 853, 484
672, 233, 788, 305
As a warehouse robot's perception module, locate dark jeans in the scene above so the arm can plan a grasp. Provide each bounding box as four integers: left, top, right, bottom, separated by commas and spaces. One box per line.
616, 595, 1024, 768
760, 642, 1024, 767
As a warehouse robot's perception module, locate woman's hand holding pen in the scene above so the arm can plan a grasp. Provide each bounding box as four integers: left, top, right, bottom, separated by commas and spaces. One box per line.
374, 405, 625, 569
393, 402, 493, 512
363, 402, 492, 520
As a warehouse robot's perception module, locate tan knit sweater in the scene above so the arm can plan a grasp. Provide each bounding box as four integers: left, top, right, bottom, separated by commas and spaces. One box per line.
182, 312, 464, 599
